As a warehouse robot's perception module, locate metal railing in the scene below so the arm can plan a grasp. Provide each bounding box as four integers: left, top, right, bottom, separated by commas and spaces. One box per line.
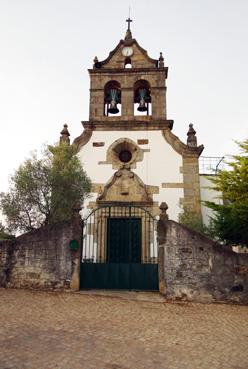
82, 205, 157, 264
199, 156, 225, 175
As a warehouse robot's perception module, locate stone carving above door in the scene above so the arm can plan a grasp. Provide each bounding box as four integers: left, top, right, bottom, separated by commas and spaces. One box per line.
97, 165, 154, 204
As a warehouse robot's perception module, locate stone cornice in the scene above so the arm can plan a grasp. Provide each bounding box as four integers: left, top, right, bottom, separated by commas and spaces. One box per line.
89, 67, 168, 77
162, 129, 204, 157
96, 200, 154, 206
90, 86, 166, 92
82, 120, 173, 131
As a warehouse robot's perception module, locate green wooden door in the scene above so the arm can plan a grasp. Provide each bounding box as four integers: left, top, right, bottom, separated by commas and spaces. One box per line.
107, 218, 141, 263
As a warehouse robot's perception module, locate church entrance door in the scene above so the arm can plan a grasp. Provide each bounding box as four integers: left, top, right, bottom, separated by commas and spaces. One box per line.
107, 218, 141, 263
80, 205, 158, 290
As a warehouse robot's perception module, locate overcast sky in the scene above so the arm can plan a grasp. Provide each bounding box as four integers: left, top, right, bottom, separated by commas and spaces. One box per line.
0, 0, 247, 193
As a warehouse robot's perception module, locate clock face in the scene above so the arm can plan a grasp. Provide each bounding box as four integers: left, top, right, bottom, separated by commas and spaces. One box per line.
122, 46, 133, 57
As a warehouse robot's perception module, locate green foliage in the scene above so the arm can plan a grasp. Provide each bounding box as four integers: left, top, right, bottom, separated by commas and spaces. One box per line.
205, 139, 248, 247
0, 143, 91, 234
0, 221, 15, 240
178, 208, 210, 236
48, 144, 91, 224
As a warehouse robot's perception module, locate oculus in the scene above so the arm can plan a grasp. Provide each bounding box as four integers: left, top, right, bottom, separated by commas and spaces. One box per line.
119, 150, 132, 163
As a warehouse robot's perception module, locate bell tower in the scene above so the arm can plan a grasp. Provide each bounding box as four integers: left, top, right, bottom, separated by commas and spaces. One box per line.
87, 18, 172, 129
74, 19, 204, 221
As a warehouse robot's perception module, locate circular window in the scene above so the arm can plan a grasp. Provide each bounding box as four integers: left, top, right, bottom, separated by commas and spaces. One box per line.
119, 150, 132, 163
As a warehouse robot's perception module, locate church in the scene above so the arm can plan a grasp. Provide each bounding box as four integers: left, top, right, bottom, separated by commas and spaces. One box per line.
1, 19, 247, 301
64, 19, 208, 290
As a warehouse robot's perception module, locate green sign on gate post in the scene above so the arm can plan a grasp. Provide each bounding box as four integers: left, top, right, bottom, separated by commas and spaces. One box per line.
69, 239, 79, 251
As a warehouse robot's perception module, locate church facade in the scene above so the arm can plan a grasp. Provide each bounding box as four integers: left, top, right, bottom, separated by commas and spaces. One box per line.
73, 21, 204, 221
65, 21, 206, 289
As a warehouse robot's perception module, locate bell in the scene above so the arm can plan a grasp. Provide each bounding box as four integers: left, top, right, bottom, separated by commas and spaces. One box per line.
137, 98, 147, 112
108, 99, 119, 114
107, 89, 119, 114
137, 89, 148, 112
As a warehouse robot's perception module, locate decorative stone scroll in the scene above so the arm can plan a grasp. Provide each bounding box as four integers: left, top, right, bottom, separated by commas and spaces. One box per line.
97, 166, 153, 204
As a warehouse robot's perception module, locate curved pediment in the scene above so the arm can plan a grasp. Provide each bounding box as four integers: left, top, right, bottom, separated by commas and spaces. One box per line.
97, 166, 153, 204
91, 39, 159, 70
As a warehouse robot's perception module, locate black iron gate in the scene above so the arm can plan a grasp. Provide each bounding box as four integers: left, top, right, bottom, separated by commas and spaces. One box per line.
80, 205, 158, 290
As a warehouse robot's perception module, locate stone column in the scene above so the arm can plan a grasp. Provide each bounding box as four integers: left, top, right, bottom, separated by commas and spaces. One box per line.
180, 124, 203, 218
157, 202, 169, 295
151, 87, 166, 119
181, 155, 202, 216
70, 203, 83, 291
89, 89, 104, 120
121, 88, 133, 118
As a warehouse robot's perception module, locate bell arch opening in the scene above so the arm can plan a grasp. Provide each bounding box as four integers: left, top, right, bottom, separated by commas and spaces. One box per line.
134, 79, 152, 116
104, 80, 121, 116
124, 57, 132, 68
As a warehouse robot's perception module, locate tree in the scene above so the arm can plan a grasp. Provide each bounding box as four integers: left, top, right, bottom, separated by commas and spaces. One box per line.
0, 221, 15, 240
0, 143, 91, 234
178, 208, 207, 235
205, 139, 248, 247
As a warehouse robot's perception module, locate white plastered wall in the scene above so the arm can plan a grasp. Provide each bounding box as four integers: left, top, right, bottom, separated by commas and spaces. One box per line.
78, 130, 183, 221
200, 175, 223, 226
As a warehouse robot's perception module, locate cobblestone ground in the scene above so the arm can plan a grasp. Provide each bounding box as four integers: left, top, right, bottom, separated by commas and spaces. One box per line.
0, 288, 248, 369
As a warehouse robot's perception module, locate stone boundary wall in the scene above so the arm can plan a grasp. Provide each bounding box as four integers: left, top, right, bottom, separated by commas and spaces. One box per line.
0, 215, 82, 290
0, 239, 15, 287
158, 219, 248, 303
1, 207, 248, 304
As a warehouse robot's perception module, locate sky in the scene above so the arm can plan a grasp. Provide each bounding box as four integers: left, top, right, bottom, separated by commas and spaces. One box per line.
0, 0, 247, 193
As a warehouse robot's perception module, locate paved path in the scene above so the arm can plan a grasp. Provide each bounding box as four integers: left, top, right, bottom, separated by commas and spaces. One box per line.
0, 288, 248, 369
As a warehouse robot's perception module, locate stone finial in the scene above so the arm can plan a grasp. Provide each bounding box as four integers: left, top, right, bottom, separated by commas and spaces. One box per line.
93, 56, 98, 68
125, 28, 133, 41
157, 202, 169, 245
159, 202, 169, 221
158, 52, 164, 68
187, 123, 197, 147
60, 124, 70, 145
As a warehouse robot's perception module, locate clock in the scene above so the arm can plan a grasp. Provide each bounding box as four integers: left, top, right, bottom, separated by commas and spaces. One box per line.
122, 46, 133, 57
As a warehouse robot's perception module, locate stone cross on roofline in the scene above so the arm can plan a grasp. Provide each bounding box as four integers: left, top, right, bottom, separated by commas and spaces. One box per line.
125, 17, 133, 41
126, 16, 132, 31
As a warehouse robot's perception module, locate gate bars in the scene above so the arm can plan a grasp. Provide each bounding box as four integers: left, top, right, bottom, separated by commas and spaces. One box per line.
82, 205, 158, 264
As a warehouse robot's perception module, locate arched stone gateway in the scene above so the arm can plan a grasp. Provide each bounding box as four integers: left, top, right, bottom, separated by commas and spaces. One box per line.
80, 205, 158, 290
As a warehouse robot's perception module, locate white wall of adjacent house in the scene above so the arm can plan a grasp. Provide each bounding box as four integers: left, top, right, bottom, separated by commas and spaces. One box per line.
78, 130, 183, 221
200, 175, 223, 226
